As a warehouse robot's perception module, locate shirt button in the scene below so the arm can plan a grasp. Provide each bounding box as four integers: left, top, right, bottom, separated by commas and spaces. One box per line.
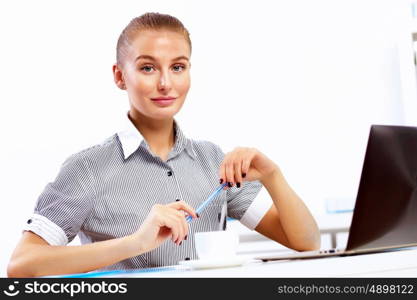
27, 219, 32, 224
185, 257, 191, 261
167, 171, 173, 176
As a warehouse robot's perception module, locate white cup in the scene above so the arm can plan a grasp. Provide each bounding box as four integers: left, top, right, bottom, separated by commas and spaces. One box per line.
194, 231, 239, 260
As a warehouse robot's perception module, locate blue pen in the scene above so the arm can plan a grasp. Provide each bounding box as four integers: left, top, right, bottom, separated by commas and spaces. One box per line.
186, 182, 228, 223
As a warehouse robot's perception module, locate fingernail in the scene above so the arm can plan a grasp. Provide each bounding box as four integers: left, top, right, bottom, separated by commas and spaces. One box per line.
179, 241, 182, 246
228, 182, 233, 187
175, 199, 180, 202
237, 182, 241, 188
196, 213, 200, 218
219, 178, 223, 184
185, 235, 188, 240
242, 173, 246, 178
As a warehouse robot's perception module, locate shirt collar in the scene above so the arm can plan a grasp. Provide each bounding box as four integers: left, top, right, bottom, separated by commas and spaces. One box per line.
117, 112, 196, 161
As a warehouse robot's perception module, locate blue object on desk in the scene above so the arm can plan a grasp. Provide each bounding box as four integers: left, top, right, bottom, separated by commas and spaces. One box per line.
57, 266, 188, 278
186, 183, 227, 223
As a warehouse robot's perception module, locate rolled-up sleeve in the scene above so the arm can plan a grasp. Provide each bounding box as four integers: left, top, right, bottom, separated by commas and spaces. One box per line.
24, 153, 95, 245
226, 180, 263, 223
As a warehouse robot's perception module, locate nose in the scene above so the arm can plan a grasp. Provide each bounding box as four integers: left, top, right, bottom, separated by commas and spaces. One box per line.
157, 70, 172, 92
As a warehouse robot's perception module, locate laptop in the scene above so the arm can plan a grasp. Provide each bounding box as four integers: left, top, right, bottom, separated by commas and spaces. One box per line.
255, 125, 417, 261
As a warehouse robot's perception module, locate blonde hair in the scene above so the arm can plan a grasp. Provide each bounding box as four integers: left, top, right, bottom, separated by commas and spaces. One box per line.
116, 12, 192, 66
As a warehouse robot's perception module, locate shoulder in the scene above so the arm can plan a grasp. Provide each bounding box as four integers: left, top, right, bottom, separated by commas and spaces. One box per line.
190, 139, 225, 161
62, 134, 119, 168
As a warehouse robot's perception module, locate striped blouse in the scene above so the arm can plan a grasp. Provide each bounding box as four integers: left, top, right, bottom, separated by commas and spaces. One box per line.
24, 114, 270, 270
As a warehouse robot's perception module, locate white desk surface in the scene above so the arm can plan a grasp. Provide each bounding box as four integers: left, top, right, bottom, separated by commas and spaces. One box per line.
86, 248, 417, 278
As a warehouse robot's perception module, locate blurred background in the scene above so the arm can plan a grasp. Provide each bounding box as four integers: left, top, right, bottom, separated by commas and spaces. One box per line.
1, 0, 416, 276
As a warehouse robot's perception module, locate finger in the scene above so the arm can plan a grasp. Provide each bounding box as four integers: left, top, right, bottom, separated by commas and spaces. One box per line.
169, 200, 198, 219
176, 210, 189, 243
162, 214, 180, 244
225, 157, 235, 188
234, 157, 243, 188
175, 198, 187, 218
174, 221, 184, 245
241, 156, 251, 180
182, 216, 189, 240
164, 208, 184, 243
173, 210, 187, 244
162, 208, 184, 244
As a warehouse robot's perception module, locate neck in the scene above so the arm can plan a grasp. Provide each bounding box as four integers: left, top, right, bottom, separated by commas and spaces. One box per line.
128, 110, 175, 160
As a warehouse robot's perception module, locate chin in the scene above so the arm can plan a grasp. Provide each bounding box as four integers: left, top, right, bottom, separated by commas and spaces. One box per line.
153, 102, 185, 119
149, 108, 180, 120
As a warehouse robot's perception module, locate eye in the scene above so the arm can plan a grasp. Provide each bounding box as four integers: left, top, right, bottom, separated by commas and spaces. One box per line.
172, 64, 186, 72
140, 65, 155, 73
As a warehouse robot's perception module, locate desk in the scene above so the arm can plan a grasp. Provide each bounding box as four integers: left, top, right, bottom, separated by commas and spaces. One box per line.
64, 248, 417, 278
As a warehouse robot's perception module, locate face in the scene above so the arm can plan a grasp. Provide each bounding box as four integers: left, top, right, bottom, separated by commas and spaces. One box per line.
113, 30, 191, 121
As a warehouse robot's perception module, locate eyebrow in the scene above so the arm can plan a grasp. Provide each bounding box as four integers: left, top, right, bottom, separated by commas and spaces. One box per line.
135, 55, 189, 62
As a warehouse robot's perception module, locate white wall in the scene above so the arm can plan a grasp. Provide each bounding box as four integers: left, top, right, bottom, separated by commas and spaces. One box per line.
0, 0, 413, 276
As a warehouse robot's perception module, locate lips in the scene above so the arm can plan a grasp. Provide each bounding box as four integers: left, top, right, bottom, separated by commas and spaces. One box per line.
150, 97, 176, 107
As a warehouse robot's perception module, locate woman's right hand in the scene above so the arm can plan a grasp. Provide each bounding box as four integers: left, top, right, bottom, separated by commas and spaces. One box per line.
7, 201, 198, 277
130, 201, 198, 254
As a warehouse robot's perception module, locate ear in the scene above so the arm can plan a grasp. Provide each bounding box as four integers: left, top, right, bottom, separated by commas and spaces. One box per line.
112, 64, 126, 90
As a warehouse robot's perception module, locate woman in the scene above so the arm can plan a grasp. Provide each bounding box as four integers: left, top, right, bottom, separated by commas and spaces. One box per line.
7, 12, 320, 277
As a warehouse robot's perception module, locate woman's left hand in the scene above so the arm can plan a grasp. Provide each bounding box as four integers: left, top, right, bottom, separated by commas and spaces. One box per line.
219, 147, 278, 188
